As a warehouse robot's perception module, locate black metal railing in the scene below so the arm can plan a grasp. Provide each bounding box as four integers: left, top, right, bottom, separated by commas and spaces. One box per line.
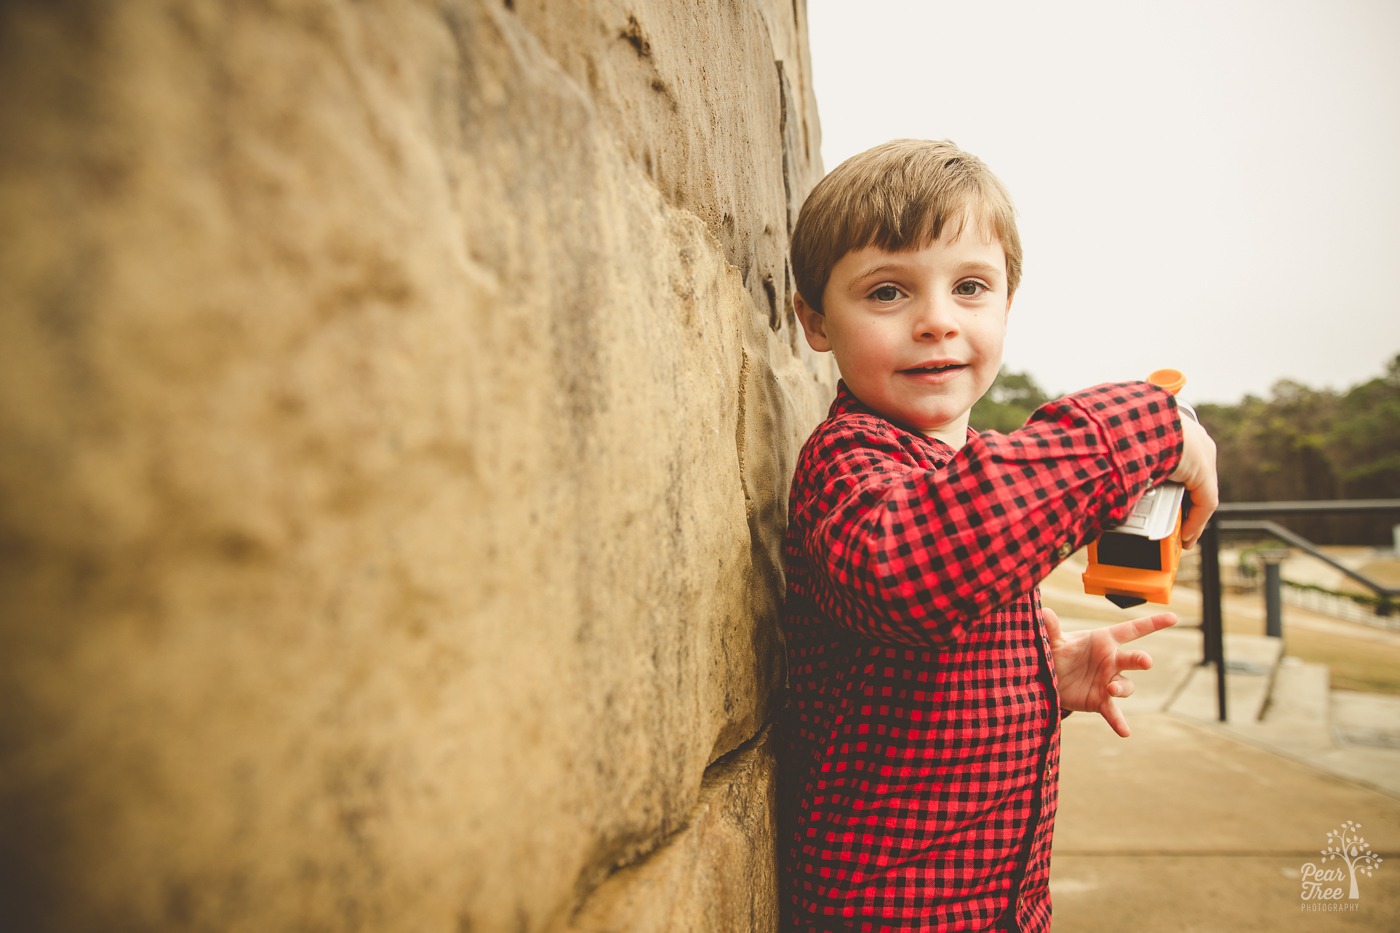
1197, 499, 1400, 722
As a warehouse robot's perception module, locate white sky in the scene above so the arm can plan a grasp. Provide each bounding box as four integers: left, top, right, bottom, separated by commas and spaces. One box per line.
806, 0, 1400, 405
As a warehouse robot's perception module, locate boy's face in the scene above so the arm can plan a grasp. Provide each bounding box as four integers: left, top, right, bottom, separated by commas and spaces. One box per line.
795, 221, 1011, 449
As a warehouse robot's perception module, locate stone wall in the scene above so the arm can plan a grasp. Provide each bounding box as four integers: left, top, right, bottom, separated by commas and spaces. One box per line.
0, 2, 834, 930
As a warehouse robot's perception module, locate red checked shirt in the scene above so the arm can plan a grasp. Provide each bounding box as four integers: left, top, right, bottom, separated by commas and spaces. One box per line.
778, 381, 1183, 932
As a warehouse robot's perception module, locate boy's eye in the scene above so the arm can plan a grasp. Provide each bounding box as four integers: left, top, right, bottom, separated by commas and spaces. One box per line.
870, 285, 902, 302
954, 280, 989, 297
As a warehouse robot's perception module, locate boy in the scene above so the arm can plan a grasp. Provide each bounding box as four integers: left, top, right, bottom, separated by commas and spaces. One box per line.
777, 139, 1218, 932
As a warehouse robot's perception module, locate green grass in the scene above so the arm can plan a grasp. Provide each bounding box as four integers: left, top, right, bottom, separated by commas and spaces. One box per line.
1279, 625, 1400, 696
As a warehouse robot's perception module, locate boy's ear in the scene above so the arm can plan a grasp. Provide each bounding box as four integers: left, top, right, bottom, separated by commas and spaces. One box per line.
794, 292, 831, 352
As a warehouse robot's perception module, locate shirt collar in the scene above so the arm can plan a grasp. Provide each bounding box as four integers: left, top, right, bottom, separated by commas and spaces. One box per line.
829, 380, 974, 455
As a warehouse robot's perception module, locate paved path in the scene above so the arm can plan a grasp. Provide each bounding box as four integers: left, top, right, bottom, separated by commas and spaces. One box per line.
1040, 562, 1400, 930
1055, 711, 1400, 931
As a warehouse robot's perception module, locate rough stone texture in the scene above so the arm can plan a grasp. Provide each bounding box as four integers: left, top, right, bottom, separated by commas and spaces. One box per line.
565, 731, 779, 933
0, 2, 833, 931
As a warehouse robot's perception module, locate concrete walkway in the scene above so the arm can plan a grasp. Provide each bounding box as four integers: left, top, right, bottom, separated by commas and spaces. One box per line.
1042, 574, 1400, 931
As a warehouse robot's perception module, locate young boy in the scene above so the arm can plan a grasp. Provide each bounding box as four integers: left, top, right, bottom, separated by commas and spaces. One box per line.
777, 139, 1218, 932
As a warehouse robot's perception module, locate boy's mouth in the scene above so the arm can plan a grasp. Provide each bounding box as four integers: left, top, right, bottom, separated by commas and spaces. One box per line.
901, 361, 965, 375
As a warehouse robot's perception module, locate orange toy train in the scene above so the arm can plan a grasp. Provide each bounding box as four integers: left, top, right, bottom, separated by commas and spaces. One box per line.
1082, 369, 1195, 609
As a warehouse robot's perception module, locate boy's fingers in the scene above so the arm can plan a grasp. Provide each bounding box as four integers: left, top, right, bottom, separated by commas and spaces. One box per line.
1109, 612, 1176, 645
1115, 650, 1153, 674
1100, 700, 1132, 738
1172, 416, 1219, 550
1180, 482, 1218, 549
1042, 606, 1063, 644
1181, 507, 1205, 549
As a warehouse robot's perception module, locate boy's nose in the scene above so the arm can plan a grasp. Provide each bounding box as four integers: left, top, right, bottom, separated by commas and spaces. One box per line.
913, 298, 958, 339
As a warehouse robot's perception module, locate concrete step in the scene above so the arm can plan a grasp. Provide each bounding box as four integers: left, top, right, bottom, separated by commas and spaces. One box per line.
1166, 632, 1283, 726
1172, 650, 1400, 798
1226, 657, 1334, 758
1332, 690, 1400, 749
1262, 656, 1330, 728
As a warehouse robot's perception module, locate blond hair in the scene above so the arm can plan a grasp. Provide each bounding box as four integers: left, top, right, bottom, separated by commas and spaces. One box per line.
790, 139, 1022, 312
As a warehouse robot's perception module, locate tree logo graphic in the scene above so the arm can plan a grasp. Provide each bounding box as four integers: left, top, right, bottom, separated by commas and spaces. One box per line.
1300, 820, 1384, 908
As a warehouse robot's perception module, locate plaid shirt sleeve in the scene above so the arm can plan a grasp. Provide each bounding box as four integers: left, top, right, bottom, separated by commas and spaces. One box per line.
794, 381, 1183, 647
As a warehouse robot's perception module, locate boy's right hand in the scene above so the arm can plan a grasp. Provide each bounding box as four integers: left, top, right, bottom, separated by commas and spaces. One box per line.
1169, 415, 1218, 549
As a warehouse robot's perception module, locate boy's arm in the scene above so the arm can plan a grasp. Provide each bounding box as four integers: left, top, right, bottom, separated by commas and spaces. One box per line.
801, 382, 1182, 647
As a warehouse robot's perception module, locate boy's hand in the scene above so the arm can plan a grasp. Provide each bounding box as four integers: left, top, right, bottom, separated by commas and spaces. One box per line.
1169, 415, 1218, 549
1043, 606, 1176, 738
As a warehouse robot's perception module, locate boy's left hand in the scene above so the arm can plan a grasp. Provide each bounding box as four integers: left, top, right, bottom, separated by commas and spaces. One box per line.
1043, 606, 1176, 738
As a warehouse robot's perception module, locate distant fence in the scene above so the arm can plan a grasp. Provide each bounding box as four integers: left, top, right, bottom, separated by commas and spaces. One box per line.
1282, 581, 1400, 630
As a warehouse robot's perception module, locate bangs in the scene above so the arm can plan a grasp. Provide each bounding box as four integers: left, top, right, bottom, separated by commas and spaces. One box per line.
790, 140, 1023, 313
861, 193, 1015, 257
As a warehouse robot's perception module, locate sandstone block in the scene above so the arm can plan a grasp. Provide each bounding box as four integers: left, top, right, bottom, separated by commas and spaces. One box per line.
0, 2, 832, 929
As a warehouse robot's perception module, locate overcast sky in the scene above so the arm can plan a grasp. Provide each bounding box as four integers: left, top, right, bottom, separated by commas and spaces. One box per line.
805, 0, 1400, 405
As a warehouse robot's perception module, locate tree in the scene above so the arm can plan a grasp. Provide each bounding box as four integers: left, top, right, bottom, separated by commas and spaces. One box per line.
1194, 355, 1400, 543
970, 368, 1051, 433
1325, 353, 1400, 499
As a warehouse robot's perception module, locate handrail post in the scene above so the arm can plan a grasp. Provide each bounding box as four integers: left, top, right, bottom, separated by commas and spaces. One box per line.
1198, 519, 1227, 722
1260, 550, 1287, 639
